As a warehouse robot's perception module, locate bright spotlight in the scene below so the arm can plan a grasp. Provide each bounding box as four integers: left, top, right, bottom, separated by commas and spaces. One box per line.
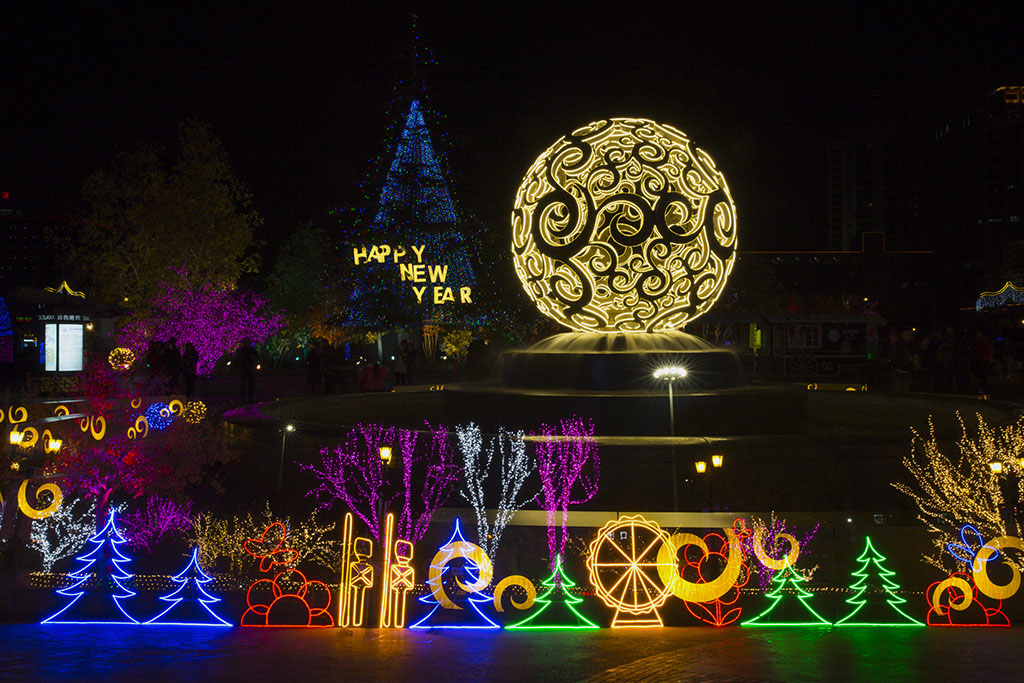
653, 366, 688, 381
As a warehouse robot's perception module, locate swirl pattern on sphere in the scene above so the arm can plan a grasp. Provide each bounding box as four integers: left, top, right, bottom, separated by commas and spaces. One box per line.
511, 118, 737, 333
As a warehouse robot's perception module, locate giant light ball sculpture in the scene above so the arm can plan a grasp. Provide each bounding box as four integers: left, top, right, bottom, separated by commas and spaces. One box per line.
511, 118, 737, 333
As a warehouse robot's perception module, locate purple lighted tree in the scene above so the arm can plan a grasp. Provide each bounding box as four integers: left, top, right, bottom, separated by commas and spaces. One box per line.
120, 496, 193, 553
303, 422, 459, 543
536, 417, 600, 565
118, 266, 283, 375
396, 424, 461, 543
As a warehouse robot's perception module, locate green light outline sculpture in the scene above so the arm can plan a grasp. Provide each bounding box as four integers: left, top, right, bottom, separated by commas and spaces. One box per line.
506, 555, 599, 630
741, 558, 830, 627
834, 536, 924, 627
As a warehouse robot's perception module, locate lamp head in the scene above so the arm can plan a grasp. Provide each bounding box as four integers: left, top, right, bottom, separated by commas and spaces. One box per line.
695, 460, 707, 474
285, 424, 295, 433
711, 454, 724, 468
653, 366, 688, 382
989, 460, 1003, 474
379, 445, 393, 465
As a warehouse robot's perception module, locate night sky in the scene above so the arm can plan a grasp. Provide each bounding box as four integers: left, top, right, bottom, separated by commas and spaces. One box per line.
4, 3, 1021, 250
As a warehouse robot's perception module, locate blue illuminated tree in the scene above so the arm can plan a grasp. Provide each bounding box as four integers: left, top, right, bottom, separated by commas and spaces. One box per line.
42, 510, 139, 624
340, 99, 484, 331
409, 520, 498, 629
145, 549, 231, 626
506, 555, 598, 630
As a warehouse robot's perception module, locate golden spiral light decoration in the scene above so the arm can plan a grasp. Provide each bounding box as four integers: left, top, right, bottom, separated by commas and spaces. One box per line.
751, 526, 801, 571
8, 406, 27, 424
493, 575, 537, 612
511, 118, 737, 332
973, 536, 1023, 601
18, 427, 39, 448
127, 415, 149, 440
656, 528, 744, 603
53, 405, 70, 417
18, 480, 63, 519
931, 575, 974, 614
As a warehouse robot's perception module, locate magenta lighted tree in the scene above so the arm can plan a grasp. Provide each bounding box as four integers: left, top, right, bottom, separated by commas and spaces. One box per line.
118, 266, 283, 375
304, 422, 459, 543
536, 417, 600, 564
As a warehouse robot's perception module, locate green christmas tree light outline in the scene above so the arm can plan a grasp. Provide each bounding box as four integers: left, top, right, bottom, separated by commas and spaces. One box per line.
834, 536, 924, 627
741, 558, 831, 627
506, 554, 599, 630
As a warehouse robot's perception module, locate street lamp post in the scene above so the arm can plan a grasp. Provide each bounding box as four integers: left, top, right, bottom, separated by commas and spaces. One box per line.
990, 459, 1021, 536
278, 424, 295, 491
378, 445, 393, 540
654, 366, 688, 511
695, 455, 724, 511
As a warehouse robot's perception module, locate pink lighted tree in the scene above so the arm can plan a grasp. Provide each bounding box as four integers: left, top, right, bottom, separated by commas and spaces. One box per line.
120, 496, 193, 552
303, 422, 460, 543
536, 417, 600, 565
58, 427, 233, 525
117, 266, 283, 375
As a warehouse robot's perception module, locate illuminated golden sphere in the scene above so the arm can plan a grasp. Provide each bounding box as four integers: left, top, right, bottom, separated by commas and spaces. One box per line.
182, 401, 207, 424
108, 347, 136, 372
512, 118, 737, 333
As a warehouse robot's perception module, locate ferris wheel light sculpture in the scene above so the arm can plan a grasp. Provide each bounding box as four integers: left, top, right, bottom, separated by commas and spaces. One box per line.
586, 515, 677, 627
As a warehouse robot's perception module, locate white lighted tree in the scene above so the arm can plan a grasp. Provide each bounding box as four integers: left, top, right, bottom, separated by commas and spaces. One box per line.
30, 497, 96, 572
893, 413, 1024, 572
457, 422, 535, 560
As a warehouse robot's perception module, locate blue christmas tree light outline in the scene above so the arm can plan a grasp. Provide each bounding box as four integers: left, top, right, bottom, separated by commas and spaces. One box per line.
409, 519, 499, 630
144, 548, 232, 627
42, 510, 139, 625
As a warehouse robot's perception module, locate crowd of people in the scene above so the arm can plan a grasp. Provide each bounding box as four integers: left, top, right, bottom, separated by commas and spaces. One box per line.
888, 326, 1015, 394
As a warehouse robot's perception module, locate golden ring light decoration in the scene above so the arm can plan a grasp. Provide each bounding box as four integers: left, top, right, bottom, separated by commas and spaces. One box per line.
6, 406, 27, 424
511, 117, 737, 333
587, 515, 676, 626
493, 575, 538, 612
18, 480, 63, 519
167, 400, 184, 416
751, 526, 800, 571
656, 527, 744, 603
53, 404, 70, 417
131, 398, 142, 409
973, 536, 1024, 601
427, 535, 494, 610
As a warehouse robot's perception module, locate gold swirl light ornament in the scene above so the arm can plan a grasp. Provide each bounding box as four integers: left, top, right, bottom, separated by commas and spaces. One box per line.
89, 415, 106, 441
127, 415, 149, 440
9, 406, 27, 424
427, 538, 494, 610
930, 575, 974, 614
751, 526, 800, 571
53, 404, 70, 417
493, 575, 537, 612
167, 400, 184, 415
656, 527, 743, 603
973, 536, 1024, 600
18, 427, 39, 448
18, 479, 63, 519
511, 117, 737, 333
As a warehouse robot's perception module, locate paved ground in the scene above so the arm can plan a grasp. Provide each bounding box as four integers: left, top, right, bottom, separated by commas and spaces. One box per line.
1, 625, 1022, 682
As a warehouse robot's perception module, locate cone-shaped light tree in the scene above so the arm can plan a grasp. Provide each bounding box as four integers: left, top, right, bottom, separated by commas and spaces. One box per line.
507, 554, 598, 630
145, 549, 231, 626
834, 537, 924, 626
42, 510, 138, 624
742, 560, 830, 627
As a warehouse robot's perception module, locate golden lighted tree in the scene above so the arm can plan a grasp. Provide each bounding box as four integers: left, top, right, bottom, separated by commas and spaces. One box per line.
893, 413, 1024, 572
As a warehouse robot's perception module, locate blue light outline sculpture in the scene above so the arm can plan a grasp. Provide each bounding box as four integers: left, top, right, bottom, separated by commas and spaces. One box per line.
409, 519, 499, 630
42, 510, 139, 625
144, 549, 232, 627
